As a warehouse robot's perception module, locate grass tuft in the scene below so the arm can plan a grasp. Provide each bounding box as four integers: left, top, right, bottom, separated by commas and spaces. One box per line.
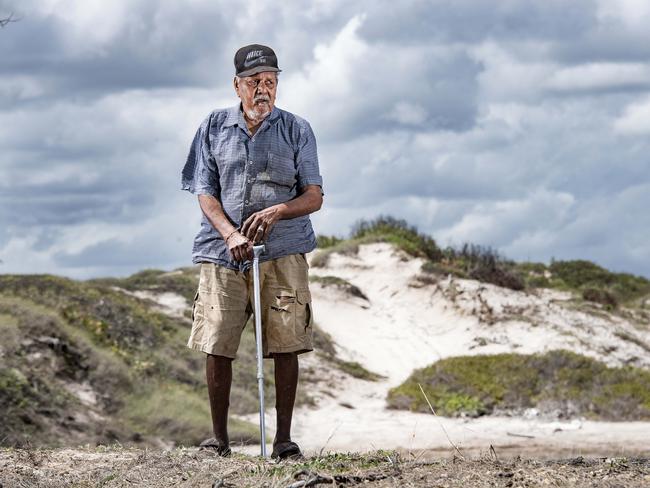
310, 275, 368, 300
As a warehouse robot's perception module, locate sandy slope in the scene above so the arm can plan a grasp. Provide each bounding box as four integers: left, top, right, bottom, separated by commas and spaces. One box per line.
309, 243, 650, 382
242, 243, 650, 456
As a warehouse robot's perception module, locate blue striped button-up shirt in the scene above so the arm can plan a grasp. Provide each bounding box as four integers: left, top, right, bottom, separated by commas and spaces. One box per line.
181, 104, 323, 271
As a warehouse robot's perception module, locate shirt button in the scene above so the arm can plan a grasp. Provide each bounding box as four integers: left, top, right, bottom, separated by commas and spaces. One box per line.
248, 160, 253, 165
245, 199, 250, 205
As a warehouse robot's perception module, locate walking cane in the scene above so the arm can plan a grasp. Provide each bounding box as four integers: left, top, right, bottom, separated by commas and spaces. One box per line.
252, 244, 267, 457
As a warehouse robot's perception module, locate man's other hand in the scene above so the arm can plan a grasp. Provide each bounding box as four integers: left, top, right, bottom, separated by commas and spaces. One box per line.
241, 206, 282, 243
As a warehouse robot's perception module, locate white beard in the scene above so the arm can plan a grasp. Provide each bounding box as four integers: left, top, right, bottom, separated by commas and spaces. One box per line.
244, 104, 271, 122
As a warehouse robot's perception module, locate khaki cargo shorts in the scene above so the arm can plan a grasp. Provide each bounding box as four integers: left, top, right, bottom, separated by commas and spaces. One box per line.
187, 254, 314, 358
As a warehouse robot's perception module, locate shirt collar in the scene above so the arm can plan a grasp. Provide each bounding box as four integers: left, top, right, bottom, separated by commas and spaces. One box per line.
223, 104, 281, 128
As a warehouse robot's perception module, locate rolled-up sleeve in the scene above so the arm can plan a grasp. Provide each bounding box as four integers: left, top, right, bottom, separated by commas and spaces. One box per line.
295, 121, 324, 194
181, 114, 220, 197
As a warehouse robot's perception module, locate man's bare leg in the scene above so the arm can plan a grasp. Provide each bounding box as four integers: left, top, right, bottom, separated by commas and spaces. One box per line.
272, 352, 299, 446
206, 354, 233, 447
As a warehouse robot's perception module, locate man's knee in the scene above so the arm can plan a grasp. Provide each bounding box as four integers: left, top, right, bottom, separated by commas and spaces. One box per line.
206, 353, 234, 366
271, 352, 298, 361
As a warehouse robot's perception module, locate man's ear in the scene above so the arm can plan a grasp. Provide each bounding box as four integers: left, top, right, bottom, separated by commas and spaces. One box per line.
233, 77, 240, 97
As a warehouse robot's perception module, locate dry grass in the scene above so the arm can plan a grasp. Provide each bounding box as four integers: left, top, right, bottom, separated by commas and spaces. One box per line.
1, 447, 648, 487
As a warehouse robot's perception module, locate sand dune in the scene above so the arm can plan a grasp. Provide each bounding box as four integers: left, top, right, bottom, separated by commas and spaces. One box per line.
239, 243, 650, 456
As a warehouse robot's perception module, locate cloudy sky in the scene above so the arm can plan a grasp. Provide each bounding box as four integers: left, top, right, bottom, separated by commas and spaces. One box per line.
1, 0, 649, 279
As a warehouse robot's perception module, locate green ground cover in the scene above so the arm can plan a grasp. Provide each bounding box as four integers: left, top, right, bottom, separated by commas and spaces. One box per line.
0, 269, 360, 449
387, 350, 650, 420
0, 274, 255, 448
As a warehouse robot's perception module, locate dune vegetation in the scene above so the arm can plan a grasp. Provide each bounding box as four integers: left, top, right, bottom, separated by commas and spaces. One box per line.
387, 350, 650, 420
0, 274, 261, 448
315, 215, 650, 306
0, 268, 356, 449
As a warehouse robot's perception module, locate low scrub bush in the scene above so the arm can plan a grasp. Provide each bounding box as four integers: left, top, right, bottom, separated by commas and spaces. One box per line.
421, 244, 525, 291
351, 216, 443, 261
550, 260, 650, 303
582, 287, 618, 309
387, 350, 650, 420
316, 235, 344, 248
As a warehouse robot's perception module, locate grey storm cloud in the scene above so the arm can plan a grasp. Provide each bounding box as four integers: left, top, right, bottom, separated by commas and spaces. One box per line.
1, 0, 649, 279
0, 1, 233, 97
358, 0, 597, 44
53, 237, 179, 268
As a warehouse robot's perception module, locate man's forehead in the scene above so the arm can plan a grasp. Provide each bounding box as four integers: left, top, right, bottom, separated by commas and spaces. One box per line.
241, 71, 278, 80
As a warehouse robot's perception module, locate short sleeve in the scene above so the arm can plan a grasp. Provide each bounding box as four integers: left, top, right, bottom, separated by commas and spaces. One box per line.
181, 113, 220, 197
295, 121, 324, 195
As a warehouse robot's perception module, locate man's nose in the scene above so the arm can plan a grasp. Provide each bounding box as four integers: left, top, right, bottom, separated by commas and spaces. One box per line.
255, 83, 269, 95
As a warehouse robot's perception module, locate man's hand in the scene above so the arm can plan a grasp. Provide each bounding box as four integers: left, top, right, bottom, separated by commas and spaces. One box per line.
227, 232, 253, 262
241, 205, 282, 243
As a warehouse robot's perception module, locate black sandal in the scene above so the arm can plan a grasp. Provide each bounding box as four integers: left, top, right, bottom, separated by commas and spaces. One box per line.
271, 441, 303, 460
199, 437, 231, 457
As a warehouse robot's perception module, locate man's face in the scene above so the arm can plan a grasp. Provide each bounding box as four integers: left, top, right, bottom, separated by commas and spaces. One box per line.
234, 71, 278, 123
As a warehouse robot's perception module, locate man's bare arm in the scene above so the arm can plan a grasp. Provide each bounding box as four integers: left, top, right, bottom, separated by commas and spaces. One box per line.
241, 185, 323, 241
198, 194, 252, 262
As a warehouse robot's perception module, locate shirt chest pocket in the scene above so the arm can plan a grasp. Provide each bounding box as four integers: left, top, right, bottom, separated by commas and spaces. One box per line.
214, 141, 247, 183
265, 152, 297, 189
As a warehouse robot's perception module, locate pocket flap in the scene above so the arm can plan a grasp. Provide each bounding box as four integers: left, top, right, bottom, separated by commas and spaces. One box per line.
296, 289, 311, 304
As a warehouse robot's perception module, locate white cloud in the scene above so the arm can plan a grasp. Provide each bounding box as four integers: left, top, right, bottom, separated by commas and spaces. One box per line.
471, 42, 555, 103
597, 0, 650, 28
547, 62, 650, 92
436, 189, 576, 247
613, 96, 650, 135
385, 102, 428, 126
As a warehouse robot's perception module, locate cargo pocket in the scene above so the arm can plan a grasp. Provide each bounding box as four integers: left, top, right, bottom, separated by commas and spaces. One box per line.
201, 292, 241, 345
296, 288, 313, 340
269, 287, 295, 319
266, 287, 297, 347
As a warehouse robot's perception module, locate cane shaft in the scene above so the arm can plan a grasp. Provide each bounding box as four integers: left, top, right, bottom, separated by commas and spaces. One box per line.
252, 246, 267, 457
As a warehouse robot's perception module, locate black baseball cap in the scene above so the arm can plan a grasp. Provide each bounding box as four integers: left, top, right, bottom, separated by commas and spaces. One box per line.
234, 44, 282, 78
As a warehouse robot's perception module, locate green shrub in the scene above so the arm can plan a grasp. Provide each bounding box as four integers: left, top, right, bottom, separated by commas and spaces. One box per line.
310, 240, 361, 268
316, 235, 344, 248
582, 287, 618, 309
420, 243, 525, 291
468, 263, 525, 291
351, 216, 443, 261
550, 260, 650, 303
550, 260, 614, 289
387, 350, 650, 420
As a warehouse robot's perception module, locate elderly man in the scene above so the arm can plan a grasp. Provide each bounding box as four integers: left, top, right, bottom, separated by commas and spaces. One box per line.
181, 44, 323, 459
